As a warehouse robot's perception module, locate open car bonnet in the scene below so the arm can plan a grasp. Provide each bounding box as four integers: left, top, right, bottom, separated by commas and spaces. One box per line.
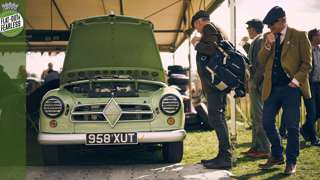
60, 15, 165, 84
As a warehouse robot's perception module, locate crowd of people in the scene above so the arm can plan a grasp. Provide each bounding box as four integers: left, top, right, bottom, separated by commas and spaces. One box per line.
191, 6, 320, 176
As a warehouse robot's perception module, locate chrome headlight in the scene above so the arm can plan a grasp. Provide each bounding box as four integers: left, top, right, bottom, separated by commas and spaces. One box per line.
42, 96, 65, 118
160, 94, 181, 116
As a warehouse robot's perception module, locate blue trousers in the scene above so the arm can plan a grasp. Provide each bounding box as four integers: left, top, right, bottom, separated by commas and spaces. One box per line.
262, 85, 301, 164
279, 82, 320, 142
301, 82, 320, 142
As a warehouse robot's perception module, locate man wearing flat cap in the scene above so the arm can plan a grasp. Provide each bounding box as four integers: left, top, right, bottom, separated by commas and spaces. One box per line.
241, 19, 271, 159
258, 6, 312, 175
191, 10, 232, 170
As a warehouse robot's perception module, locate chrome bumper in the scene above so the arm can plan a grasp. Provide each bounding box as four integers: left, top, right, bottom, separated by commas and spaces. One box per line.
38, 130, 186, 145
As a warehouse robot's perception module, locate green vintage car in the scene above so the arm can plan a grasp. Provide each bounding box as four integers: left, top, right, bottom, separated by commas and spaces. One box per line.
38, 14, 186, 164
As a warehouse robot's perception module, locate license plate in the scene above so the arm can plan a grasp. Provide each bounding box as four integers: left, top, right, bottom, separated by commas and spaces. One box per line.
86, 133, 138, 145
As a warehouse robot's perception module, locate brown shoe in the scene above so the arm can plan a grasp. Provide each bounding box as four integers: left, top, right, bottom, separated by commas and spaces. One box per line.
259, 156, 284, 170
284, 164, 296, 175
241, 148, 256, 155
247, 151, 270, 159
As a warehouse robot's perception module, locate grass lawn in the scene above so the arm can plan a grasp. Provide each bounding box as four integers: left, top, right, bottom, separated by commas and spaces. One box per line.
182, 126, 320, 180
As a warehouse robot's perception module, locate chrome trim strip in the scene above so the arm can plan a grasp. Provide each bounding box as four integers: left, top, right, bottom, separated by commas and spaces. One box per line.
38, 130, 186, 145
121, 111, 154, 114
72, 112, 102, 115
72, 111, 154, 115
62, 79, 167, 88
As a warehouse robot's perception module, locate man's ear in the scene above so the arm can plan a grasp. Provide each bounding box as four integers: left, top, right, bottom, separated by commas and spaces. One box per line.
193, 20, 197, 27
280, 17, 286, 24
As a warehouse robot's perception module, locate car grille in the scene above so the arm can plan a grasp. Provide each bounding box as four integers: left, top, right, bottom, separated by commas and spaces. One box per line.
71, 103, 154, 122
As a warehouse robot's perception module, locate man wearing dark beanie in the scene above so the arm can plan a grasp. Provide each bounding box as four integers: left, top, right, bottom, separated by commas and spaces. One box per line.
191, 10, 232, 170
258, 6, 312, 175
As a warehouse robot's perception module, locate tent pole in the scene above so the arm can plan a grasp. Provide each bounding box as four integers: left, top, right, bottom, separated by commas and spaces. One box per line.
187, 4, 192, 112
228, 0, 237, 149
172, 53, 176, 65
188, 33, 192, 111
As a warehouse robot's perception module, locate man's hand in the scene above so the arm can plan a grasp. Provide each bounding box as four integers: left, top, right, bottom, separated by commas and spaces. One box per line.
191, 36, 201, 47
288, 78, 300, 88
265, 32, 275, 50
288, 82, 298, 88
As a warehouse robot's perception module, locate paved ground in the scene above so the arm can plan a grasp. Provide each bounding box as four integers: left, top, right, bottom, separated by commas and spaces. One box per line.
27, 164, 233, 180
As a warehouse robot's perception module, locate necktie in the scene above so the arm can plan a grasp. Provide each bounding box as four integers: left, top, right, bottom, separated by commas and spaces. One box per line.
275, 33, 281, 49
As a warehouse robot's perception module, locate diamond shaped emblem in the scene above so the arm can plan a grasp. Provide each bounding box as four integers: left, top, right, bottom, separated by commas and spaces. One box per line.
103, 98, 122, 128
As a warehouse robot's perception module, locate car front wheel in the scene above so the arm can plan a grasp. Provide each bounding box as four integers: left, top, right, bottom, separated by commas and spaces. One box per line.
162, 141, 183, 163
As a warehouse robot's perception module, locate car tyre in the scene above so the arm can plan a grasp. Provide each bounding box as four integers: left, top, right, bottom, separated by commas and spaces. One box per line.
184, 111, 201, 130
195, 103, 213, 130
168, 70, 187, 76
168, 77, 189, 85
162, 141, 183, 163
168, 65, 184, 72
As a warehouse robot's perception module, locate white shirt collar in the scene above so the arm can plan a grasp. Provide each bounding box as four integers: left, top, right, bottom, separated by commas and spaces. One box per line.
252, 34, 262, 42
279, 25, 288, 43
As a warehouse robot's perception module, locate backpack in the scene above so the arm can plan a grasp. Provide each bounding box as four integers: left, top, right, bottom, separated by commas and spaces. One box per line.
197, 24, 250, 98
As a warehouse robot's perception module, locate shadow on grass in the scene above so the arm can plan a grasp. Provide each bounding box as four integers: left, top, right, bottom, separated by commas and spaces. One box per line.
235, 142, 251, 149
185, 125, 214, 132
263, 173, 291, 180
235, 168, 287, 180
235, 156, 263, 165
299, 141, 310, 150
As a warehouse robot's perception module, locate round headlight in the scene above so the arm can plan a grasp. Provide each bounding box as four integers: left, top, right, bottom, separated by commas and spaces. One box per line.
42, 96, 65, 118
160, 94, 181, 116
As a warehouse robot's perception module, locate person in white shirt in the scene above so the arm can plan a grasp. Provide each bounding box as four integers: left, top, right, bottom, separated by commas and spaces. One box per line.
300, 28, 320, 146
241, 19, 270, 159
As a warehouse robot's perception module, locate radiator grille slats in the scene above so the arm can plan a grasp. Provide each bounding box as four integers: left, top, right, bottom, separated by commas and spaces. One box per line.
71, 103, 154, 122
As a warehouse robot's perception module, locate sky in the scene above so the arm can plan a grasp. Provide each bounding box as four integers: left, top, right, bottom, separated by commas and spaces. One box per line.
26, 0, 320, 79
